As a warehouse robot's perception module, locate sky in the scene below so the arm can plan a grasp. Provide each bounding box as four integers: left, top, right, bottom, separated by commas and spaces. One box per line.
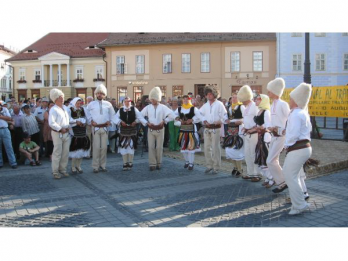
1, 0, 346, 53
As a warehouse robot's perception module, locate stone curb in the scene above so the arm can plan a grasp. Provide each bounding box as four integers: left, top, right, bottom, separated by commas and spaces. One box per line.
164, 150, 348, 180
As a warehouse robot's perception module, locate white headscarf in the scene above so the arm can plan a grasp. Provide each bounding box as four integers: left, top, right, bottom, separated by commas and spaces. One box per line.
70, 97, 82, 110
123, 96, 132, 110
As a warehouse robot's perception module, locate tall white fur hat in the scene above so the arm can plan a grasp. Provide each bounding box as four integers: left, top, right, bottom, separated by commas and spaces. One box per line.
50, 88, 64, 102
149, 86, 162, 101
94, 84, 107, 96
237, 85, 253, 102
290, 83, 312, 109
267, 78, 285, 97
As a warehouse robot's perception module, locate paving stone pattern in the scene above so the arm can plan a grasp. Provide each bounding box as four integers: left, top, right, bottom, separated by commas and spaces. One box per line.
0, 152, 347, 227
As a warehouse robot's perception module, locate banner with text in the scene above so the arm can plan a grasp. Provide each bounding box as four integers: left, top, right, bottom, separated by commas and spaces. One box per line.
282, 85, 348, 118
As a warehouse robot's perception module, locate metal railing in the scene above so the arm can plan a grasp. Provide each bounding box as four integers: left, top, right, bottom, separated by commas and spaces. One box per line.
313, 116, 346, 141
44, 80, 71, 87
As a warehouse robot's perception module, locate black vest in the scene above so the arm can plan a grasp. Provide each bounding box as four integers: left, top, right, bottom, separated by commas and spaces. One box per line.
178, 106, 195, 120
70, 107, 86, 119
120, 107, 136, 124
254, 110, 266, 126
233, 105, 243, 119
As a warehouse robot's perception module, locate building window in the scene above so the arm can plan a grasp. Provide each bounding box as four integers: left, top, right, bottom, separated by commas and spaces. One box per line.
201, 53, 210, 73
158, 86, 167, 97
253, 52, 263, 71
292, 54, 302, 71
291, 33, 303, 37
136, 55, 145, 74
116, 56, 126, 74
117, 87, 127, 105
96, 66, 104, 79
133, 86, 143, 102
163, 54, 172, 73
19, 68, 26, 81
76, 67, 83, 79
34, 69, 41, 80
315, 33, 326, 37
231, 52, 240, 72
315, 54, 326, 71
344, 54, 348, 70
182, 54, 191, 73
172, 85, 183, 97
343, 33, 348, 36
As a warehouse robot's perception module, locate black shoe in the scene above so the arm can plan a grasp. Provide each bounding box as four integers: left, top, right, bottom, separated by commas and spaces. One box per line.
11, 165, 17, 169
184, 162, 189, 168
231, 168, 237, 176
188, 164, 194, 170
123, 164, 128, 171
235, 171, 242, 178
304, 192, 310, 201
128, 163, 133, 169
156, 165, 161, 170
272, 184, 288, 193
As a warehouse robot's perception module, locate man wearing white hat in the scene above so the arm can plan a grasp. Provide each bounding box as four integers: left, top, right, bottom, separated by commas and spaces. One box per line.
283, 83, 312, 215
237, 85, 260, 180
141, 86, 174, 171
87, 84, 115, 173
266, 78, 291, 192
48, 88, 70, 179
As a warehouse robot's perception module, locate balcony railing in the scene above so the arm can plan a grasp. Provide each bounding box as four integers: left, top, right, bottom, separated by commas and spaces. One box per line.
44, 80, 71, 87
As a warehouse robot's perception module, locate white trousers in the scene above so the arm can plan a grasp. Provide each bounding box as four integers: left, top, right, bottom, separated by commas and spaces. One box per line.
283, 147, 312, 210
204, 128, 221, 170
182, 152, 195, 164
244, 133, 259, 177
266, 136, 286, 185
51, 131, 71, 175
147, 128, 164, 167
92, 127, 108, 169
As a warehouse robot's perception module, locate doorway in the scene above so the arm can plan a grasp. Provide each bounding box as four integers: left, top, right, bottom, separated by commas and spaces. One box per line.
194, 84, 206, 98
76, 88, 87, 103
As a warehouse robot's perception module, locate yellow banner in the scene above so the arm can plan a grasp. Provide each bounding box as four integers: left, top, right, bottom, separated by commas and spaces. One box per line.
282, 86, 348, 118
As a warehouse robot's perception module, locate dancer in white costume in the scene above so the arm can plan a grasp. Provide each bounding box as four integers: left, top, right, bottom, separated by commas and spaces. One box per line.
266, 78, 291, 193
223, 93, 245, 177
237, 85, 260, 180
282, 83, 312, 215
253, 94, 273, 184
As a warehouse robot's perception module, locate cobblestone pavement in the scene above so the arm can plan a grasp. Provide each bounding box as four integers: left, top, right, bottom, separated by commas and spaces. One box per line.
0, 151, 347, 227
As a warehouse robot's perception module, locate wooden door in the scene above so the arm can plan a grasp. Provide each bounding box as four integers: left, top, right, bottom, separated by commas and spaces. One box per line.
17, 90, 27, 101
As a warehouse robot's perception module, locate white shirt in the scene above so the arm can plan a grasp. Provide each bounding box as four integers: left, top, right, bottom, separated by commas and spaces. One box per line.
242, 101, 259, 129
285, 108, 312, 147
199, 100, 228, 125
0, 107, 11, 128
174, 107, 202, 124
49, 105, 70, 132
113, 106, 147, 128
141, 104, 175, 125
87, 100, 115, 125
34, 106, 48, 122
270, 99, 290, 129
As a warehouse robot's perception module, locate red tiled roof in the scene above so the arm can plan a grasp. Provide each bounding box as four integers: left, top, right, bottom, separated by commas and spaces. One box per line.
6, 33, 109, 62
98, 33, 276, 47
0, 45, 17, 56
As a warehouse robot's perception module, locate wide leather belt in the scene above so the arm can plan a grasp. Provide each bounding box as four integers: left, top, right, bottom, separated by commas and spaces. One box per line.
205, 124, 221, 129
286, 139, 311, 153
148, 124, 164, 131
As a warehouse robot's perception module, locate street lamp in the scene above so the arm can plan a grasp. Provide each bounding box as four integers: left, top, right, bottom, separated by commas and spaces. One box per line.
304, 32, 319, 138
